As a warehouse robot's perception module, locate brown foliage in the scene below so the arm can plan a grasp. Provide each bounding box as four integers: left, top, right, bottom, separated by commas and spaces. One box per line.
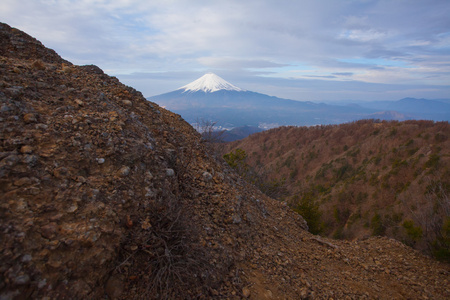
224, 120, 450, 256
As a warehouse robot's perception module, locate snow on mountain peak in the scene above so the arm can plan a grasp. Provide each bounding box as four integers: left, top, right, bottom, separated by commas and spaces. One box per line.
178, 73, 244, 93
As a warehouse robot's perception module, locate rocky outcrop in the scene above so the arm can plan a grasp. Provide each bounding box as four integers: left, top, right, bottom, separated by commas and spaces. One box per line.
0, 23, 70, 65
1, 23, 449, 299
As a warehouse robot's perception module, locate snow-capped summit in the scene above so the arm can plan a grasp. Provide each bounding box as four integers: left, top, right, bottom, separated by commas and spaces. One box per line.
178, 73, 244, 93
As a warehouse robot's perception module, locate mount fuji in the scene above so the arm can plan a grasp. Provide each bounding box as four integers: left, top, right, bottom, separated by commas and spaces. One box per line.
179, 73, 243, 93
149, 73, 375, 130
148, 74, 450, 136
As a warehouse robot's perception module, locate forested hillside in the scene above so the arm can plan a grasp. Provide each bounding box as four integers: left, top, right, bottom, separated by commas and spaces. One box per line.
224, 120, 450, 259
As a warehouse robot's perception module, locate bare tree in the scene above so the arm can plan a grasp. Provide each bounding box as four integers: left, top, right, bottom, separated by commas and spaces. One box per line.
401, 177, 450, 259
194, 118, 226, 158
194, 118, 225, 144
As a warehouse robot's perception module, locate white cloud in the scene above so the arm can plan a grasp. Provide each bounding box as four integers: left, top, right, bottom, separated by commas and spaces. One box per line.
1, 0, 449, 101
197, 57, 288, 69
339, 29, 387, 42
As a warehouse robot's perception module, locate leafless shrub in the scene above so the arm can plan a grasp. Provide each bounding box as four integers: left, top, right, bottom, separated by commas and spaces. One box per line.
194, 118, 225, 144
194, 118, 226, 158
401, 177, 450, 258
116, 194, 217, 299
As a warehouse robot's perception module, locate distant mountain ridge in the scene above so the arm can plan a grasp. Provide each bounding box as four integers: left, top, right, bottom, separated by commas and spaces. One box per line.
357, 97, 450, 120
149, 74, 450, 137
149, 73, 375, 129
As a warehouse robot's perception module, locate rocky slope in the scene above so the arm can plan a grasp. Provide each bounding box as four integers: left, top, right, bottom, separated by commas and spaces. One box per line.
1, 22, 449, 299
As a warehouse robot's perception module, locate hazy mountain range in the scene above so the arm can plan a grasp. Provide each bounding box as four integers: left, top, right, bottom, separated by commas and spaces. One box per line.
149, 73, 450, 138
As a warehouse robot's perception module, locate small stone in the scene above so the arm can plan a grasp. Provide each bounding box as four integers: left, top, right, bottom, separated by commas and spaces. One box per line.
1, 104, 12, 112
74, 99, 84, 106
211, 289, 219, 296
13, 198, 28, 211
21, 254, 32, 263
5, 86, 23, 96
14, 177, 31, 186
122, 100, 132, 106
1, 290, 20, 299
242, 287, 251, 298
96, 158, 105, 164
61, 65, 72, 73
216, 172, 224, 181
53, 167, 69, 178
0, 154, 19, 167
50, 213, 64, 221
32, 59, 46, 70
145, 171, 154, 181
145, 187, 156, 198
23, 113, 37, 123
141, 217, 152, 230
41, 222, 58, 239
35, 123, 48, 130
166, 169, 175, 177
13, 274, 30, 285
264, 289, 273, 298
300, 287, 309, 299
37, 278, 47, 289
118, 166, 130, 177
76, 176, 87, 183
232, 214, 242, 224
66, 203, 78, 213
105, 276, 123, 299
23, 155, 37, 166
20, 145, 34, 154
202, 171, 213, 182
47, 259, 62, 268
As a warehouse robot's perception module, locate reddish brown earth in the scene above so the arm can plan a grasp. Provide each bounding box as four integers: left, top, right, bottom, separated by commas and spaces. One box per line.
1, 22, 449, 299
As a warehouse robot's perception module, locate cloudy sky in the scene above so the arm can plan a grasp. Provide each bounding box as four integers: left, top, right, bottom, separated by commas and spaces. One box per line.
1, 0, 449, 102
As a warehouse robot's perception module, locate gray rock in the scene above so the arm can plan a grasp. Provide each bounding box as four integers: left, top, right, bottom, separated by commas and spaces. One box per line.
37, 278, 47, 289
232, 214, 242, 224
0, 290, 20, 300
35, 123, 48, 130
118, 166, 130, 176
145, 171, 154, 181
202, 171, 213, 182
23, 155, 37, 166
1, 104, 12, 112
165, 169, 175, 177
13, 274, 30, 285
21, 254, 32, 263
145, 187, 155, 198
216, 172, 224, 181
